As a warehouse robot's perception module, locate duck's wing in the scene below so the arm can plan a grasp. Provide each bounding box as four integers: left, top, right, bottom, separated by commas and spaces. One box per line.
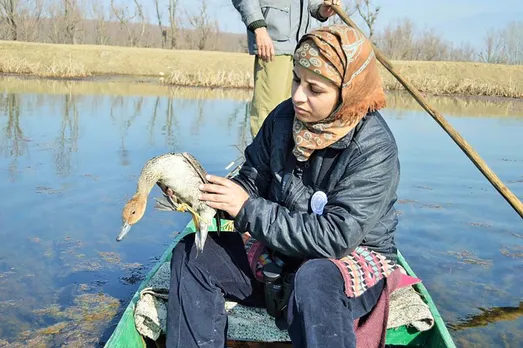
181, 152, 209, 184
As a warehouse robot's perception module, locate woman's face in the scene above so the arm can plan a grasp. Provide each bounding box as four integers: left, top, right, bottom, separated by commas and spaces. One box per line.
291, 64, 340, 123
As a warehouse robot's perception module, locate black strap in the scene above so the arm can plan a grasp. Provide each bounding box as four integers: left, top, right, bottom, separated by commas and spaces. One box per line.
281, 147, 341, 197
280, 152, 297, 201
316, 148, 341, 191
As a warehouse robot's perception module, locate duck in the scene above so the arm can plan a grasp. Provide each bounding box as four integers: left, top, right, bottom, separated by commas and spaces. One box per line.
117, 152, 222, 254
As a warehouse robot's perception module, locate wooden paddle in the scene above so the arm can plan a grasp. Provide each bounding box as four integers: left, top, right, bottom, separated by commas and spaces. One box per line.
329, 4, 523, 219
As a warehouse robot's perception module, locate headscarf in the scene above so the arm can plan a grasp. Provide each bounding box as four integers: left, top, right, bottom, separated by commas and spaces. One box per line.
292, 25, 386, 162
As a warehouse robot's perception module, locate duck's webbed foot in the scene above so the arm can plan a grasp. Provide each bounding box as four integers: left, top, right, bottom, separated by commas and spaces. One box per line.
175, 203, 191, 213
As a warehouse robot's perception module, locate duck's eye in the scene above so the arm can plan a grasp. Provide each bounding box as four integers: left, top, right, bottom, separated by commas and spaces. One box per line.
131, 211, 136, 215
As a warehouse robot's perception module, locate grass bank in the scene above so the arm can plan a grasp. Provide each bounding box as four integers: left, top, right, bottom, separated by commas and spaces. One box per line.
1, 40, 522, 98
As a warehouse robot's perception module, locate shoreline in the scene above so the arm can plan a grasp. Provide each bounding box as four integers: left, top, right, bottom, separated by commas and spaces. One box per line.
2, 74, 522, 119
3, 72, 522, 105
1, 40, 522, 99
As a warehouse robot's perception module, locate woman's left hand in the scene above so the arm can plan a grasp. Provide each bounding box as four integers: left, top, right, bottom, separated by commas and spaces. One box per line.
199, 175, 249, 218
319, 0, 340, 18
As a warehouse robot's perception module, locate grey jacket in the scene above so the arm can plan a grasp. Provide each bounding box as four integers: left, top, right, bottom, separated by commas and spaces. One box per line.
231, 0, 328, 55
233, 99, 400, 262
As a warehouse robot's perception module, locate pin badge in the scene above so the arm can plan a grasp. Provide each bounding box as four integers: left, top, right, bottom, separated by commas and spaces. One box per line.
311, 191, 328, 215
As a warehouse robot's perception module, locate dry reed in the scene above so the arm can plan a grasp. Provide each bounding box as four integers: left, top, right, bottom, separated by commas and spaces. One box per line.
0, 53, 90, 78
0, 40, 521, 99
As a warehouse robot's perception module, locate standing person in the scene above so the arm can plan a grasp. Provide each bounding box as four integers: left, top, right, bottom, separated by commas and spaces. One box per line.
163, 24, 410, 348
231, 0, 339, 137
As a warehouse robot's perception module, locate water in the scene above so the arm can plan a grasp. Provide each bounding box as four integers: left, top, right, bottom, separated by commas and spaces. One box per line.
0, 77, 522, 347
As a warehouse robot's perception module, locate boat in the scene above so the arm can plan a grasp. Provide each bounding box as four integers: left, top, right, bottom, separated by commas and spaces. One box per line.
104, 219, 456, 348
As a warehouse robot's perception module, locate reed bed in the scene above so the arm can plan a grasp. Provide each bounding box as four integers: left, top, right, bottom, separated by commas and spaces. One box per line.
0, 40, 521, 98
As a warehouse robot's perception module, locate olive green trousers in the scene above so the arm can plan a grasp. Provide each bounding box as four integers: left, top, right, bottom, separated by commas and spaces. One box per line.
250, 55, 294, 137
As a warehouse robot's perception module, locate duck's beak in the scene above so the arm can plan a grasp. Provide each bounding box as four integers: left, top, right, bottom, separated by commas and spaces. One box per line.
117, 222, 131, 241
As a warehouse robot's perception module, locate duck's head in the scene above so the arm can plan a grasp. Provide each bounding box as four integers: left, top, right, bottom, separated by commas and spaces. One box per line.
117, 194, 147, 242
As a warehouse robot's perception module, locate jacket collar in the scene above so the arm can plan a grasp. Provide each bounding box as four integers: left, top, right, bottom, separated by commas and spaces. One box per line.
328, 113, 369, 149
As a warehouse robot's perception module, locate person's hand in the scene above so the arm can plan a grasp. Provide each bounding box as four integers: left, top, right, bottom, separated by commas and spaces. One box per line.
254, 27, 275, 62
319, 0, 340, 18
199, 175, 250, 218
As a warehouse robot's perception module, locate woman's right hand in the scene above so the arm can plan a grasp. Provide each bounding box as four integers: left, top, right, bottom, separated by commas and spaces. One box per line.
254, 27, 274, 62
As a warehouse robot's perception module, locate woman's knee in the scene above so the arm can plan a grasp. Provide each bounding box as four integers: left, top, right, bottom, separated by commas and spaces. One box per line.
293, 259, 343, 300
170, 233, 208, 280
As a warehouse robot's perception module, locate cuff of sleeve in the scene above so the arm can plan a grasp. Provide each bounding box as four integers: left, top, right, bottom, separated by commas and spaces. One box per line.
314, 7, 329, 22
234, 196, 257, 233
247, 20, 267, 32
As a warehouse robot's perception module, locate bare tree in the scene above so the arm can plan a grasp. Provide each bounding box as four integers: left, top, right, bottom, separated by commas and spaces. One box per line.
46, 1, 64, 43
168, 0, 178, 49
448, 42, 476, 62
154, 0, 165, 47
479, 28, 504, 63
90, 0, 110, 45
17, 0, 43, 42
415, 29, 448, 61
376, 18, 415, 60
63, 0, 81, 44
185, 0, 218, 50
500, 21, 523, 65
478, 22, 523, 65
0, 0, 19, 40
111, 0, 146, 47
355, 0, 380, 40
375, 18, 478, 63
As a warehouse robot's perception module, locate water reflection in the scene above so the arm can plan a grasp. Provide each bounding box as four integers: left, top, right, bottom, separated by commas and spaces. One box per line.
54, 94, 79, 176
0, 76, 522, 347
386, 91, 523, 118
1, 76, 252, 101
1, 94, 28, 181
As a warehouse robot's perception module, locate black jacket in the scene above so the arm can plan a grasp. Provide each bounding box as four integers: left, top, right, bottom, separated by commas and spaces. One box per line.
233, 99, 400, 262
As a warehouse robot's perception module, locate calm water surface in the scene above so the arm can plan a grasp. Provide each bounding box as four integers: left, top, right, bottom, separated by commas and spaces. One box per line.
0, 78, 522, 347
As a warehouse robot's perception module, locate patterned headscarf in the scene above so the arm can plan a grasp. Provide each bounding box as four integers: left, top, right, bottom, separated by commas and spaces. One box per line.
292, 25, 386, 162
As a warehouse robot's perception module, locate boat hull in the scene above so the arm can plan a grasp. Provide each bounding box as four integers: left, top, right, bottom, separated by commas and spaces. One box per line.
104, 220, 456, 348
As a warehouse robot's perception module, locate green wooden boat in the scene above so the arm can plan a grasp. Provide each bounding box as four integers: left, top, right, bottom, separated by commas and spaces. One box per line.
104, 219, 456, 348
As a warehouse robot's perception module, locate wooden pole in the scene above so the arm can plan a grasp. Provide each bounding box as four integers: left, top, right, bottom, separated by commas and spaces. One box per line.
330, 4, 523, 219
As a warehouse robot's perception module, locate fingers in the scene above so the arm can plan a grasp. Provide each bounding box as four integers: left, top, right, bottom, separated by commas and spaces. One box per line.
199, 192, 224, 203
257, 37, 268, 62
204, 200, 226, 210
205, 174, 231, 187
259, 43, 267, 62
199, 182, 227, 195
256, 32, 274, 62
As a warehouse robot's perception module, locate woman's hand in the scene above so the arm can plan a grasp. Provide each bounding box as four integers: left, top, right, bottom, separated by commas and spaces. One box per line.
319, 0, 340, 19
199, 175, 249, 218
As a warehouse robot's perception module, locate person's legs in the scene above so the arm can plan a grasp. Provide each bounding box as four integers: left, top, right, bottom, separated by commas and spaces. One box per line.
165, 232, 264, 348
287, 259, 385, 348
250, 54, 294, 137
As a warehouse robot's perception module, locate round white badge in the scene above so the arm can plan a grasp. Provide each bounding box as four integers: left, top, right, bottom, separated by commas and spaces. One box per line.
311, 191, 328, 215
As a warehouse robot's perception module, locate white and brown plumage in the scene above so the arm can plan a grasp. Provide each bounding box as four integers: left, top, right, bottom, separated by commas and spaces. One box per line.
117, 152, 221, 253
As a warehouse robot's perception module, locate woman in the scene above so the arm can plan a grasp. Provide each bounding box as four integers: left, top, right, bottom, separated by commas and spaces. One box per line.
165, 25, 402, 348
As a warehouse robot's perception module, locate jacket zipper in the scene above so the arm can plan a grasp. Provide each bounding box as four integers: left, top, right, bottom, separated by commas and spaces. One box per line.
284, 181, 306, 210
